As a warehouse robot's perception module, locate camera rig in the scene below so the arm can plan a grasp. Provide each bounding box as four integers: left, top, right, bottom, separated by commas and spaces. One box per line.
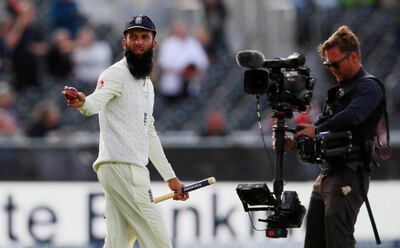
235, 51, 312, 238
296, 131, 359, 164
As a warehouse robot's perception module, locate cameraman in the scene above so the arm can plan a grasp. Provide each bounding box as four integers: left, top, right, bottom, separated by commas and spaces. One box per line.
291, 26, 385, 248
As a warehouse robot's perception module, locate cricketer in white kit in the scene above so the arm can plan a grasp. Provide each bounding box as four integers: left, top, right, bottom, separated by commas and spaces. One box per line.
63, 15, 189, 248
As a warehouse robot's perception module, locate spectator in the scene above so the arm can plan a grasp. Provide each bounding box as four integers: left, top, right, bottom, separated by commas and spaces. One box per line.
194, 25, 214, 60
0, 11, 12, 75
202, 0, 229, 55
0, 81, 19, 137
51, 0, 84, 39
201, 109, 229, 136
46, 28, 74, 81
26, 100, 61, 138
3, 0, 46, 92
293, 0, 317, 46
5, 0, 24, 17
157, 22, 209, 102
72, 26, 112, 93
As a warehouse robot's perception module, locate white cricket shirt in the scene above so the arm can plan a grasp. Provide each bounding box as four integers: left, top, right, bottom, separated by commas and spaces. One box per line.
79, 58, 176, 181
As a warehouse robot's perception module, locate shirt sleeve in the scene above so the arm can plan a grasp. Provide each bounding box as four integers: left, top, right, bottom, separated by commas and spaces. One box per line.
79, 66, 124, 116
318, 79, 383, 132
147, 115, 176, 181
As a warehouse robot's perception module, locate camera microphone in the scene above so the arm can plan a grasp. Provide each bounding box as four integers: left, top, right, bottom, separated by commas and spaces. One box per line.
236, 50, 266, 69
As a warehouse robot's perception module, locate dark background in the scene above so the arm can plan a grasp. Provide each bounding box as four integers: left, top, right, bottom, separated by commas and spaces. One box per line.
1, 138, 397, 182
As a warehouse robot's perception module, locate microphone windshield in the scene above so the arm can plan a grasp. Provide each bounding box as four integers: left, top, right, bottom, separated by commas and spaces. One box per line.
236, 50, 265, 69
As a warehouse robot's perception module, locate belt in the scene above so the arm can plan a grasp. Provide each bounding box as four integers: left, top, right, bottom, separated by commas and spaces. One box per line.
320, 159, 365, 176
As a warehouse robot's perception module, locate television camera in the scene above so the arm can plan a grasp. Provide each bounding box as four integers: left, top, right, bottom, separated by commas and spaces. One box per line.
235, 50, 314, 238
236, 50, 315, 116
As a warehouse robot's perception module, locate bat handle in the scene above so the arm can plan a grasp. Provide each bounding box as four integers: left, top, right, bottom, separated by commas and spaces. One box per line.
208, 177, 216, 185
154, 192, 174, 204
154, 177, 217, 204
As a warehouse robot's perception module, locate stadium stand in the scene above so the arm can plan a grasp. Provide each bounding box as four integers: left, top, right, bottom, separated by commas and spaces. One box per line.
1, 1, 399, 135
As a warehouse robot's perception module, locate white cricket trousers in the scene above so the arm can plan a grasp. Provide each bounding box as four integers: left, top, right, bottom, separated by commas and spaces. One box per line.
97, 163, 173, 248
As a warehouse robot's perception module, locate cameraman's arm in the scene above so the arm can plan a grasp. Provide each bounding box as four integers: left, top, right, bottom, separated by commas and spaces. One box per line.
317, 79, 382, 132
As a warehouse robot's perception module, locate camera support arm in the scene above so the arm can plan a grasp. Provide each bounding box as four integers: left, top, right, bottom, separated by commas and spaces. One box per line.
272, 113, 292, 204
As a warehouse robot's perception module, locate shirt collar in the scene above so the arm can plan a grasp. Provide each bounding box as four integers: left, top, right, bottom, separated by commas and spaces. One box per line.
341, 67, 366, 87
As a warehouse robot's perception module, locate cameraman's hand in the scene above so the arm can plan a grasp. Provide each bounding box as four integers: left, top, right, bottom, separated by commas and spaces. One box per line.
272, 132, 296, 151
295, 123, 316, 139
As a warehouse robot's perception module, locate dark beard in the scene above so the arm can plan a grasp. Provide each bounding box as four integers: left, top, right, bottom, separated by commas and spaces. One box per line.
125, 46, 153, 79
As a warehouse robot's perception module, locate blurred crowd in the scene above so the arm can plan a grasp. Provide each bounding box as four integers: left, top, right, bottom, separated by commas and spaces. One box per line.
293, 0, 400, 47
0, 0, 231, 139
0, 0, 109, 138
0, 0, 399, 140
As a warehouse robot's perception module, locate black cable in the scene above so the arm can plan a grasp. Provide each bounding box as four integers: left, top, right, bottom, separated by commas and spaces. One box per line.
256, 95, 273, 169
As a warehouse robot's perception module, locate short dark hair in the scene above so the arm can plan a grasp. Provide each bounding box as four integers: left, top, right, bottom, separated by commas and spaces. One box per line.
318, 25, 361, 60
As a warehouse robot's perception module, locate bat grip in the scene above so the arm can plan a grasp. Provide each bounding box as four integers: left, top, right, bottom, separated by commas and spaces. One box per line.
154, 192, 174, 204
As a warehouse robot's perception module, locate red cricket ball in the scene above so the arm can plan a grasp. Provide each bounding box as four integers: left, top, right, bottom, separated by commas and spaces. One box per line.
63, 87, 79, 101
